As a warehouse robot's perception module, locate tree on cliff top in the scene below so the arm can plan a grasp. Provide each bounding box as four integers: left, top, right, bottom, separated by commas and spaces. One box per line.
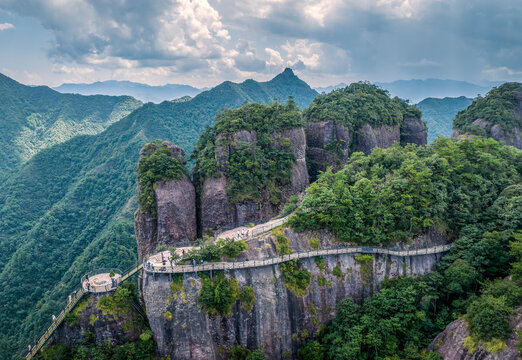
137, 140, 188, 217
191, 100, 302, 204
304, 82, 421, 128
453, 82, 522, 133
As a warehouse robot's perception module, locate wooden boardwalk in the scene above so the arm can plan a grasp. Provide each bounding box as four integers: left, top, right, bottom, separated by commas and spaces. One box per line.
144, 244, 454, 274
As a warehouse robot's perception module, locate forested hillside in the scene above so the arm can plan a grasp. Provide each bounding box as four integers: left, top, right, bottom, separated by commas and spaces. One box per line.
416, 96, 473, 142
0, 73, 142, 177
0, 69, 318, 358
292, 138, 522, 359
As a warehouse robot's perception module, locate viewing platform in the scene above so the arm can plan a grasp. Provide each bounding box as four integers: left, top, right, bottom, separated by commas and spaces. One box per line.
81, 268, 122, 293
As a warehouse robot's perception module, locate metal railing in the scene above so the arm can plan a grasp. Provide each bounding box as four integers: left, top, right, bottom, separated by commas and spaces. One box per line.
144, 243, 454, 274
25, 263, 143, 359
25, 287, 85, 359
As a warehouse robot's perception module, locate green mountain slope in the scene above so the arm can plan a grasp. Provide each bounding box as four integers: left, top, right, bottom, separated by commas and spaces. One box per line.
415, 96, 473, 142
0, 69, 317, 357
0, 73, 143, 177
453, 82, 522, 134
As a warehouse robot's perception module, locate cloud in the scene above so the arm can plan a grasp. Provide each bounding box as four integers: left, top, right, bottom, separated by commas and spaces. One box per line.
0, 0, 230, 71
1, 0, 522, 86
0, 22, 14, 30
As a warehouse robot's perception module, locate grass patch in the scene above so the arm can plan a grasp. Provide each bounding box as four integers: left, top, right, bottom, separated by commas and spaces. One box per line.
333, 263, 343, 279
280, 260, 311, 296
273, 227, 292, 255
309, 237, 320, 250
314, 256, 325, 270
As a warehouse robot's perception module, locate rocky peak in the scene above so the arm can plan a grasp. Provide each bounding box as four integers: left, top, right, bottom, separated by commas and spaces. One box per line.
135, 141, 196, 261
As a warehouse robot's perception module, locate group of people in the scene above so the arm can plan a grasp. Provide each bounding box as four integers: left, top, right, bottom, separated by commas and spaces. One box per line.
236, 229, 249, 240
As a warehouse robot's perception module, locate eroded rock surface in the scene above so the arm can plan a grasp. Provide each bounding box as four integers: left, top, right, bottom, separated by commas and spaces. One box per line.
200, 127, 309, 234
142, 228, 448, 359
401, 118, 428, 146
135, 143, 197, 261
428, 308, 522, 360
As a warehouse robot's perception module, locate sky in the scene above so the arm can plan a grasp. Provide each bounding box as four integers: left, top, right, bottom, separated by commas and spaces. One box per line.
1, 0, 521, 88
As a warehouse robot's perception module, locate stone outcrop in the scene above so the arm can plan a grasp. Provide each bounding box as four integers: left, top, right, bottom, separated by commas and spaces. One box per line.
49, 291, 146, 348
142, 228, 448, 359
428, 308, 522, 360
355, 123, 401, 155
452, 116, 522, 150
305, 120, 352, 180
135, 143, 197, 261
200, 127, 309, 234
401, 118, 428, 146
305, 119, 427, 179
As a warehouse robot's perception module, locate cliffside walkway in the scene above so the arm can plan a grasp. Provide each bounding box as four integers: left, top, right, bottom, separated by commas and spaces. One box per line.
144, 243, 454, 274
24, 263, 143, 360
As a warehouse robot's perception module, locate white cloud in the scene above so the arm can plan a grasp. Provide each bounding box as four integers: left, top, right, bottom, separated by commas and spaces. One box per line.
0, 22, 14, 30
0, 0, 230, 71
482, 66, 522, 81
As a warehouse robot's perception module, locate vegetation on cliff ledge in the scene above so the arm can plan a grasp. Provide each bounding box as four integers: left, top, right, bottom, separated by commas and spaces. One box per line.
290, 138, 521, 245
297, 140, 522, 359
454, 82, 522, 133
305, 82, 421, 128
137, 140, 188, 218
192, 100, 301, 205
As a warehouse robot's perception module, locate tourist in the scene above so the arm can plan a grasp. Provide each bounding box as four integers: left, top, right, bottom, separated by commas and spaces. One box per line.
28, 345, 31, 353
237, 231, 240, 239
87, 282, 90, 291
68, 295, 72, 304
52, 314, 56, 322
147, 261, 151, 270
241, 229, 244, 238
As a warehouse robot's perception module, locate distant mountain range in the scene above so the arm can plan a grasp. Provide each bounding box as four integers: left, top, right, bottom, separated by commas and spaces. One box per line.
415, 96, 474, 142
54, 80, 207, 103
315, 79, 499, 104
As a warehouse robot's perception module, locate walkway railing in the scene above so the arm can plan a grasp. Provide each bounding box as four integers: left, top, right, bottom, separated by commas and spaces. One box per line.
25, 263, 143, 359
25, 287, 85, 359
144, 243, 454, 274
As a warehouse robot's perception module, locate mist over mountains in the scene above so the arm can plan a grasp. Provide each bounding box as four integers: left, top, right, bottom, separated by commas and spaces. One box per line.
315, 79, 497, 104
54, 80, 207, 103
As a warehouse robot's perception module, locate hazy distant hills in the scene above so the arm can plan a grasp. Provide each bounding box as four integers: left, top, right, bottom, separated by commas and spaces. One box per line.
0, 68, 318, 358
315, 79, 497, 104
54, 80, 207, 103
415, 96, 474, 142
0, 73, 142, 177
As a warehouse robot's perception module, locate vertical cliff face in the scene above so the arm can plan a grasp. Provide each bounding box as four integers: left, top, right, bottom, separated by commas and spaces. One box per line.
303, 83, 427, 180
141, 228, 447, 359
135, 142, 197, 261
49, 290, 147, 348
199, 126, 309, 234
305, 120, 352, 179
401, 118, 428, 146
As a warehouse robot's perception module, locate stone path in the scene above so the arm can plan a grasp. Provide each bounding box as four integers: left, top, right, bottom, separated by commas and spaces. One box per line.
144, 244, 454, 274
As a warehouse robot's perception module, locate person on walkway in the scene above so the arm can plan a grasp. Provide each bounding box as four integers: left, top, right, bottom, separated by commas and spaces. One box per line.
241, 229, 244, 238
87, 282, 90, 291
237, 231, 240, 239
28, 344, 31, 353
111, 278, 115, 288
147, 261, 151, 270
182, 249, 185, 255
52, 314, 56, 322
68, 295, 72, 304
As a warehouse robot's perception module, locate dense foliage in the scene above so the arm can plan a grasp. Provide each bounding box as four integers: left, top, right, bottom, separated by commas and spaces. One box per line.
137, 140, 188, 217
192, 100, 301, 204
453, 82, 522, 133
305, 82, 421, 128
280, 260, 312, 296
198, 272, 256, 316
291, 138, 521, 244
0, 69, 317, 358
415, 96, 473, 142
0, 73, 142, 178
297, 139, 522, 360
